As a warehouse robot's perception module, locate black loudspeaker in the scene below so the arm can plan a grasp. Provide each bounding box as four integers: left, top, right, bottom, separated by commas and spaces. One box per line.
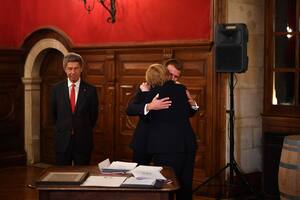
215, 23, 248, 73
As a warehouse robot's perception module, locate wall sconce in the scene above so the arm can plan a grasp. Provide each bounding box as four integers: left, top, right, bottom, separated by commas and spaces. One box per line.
82, 0, 116, 23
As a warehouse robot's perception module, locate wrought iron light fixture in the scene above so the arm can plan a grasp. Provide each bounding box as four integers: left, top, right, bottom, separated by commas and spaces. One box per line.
82, 0, 116, 23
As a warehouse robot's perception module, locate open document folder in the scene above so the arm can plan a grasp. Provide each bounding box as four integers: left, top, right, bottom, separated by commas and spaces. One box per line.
81, 175, 164, 188
98, 158, 137, 173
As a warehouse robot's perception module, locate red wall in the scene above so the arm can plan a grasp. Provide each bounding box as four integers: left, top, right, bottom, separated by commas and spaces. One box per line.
0, 0, 211, 48
0, 0, 21, 48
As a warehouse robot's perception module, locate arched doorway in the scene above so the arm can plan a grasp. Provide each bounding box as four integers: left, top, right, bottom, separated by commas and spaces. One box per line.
22, 37, 68, 164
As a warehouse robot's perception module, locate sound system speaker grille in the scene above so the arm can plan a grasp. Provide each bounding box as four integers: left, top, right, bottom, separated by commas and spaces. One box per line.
215, 23, 248, 73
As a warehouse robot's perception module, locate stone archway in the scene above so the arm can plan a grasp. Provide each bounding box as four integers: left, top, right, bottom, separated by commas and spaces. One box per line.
22, 38, 68, 164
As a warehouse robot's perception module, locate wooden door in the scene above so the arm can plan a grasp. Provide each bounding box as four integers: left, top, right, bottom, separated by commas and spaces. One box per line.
115, 49, 164, 161
80, 51, 115, 164
174, 49, 213, 182
40, 49, 65, 164
114, 47, 214, 184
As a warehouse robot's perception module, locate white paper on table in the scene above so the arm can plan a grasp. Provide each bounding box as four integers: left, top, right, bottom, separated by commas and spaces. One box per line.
81, 176, 127, 187
98, 158, 111, 169
122, 177, 156, 186
107, 161, 137, 171
98, 158, 137, 173
130, 165, 166, 180
132, 165, 162, 172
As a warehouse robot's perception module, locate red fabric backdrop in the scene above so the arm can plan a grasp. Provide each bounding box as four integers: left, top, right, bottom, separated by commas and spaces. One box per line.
0, 0, 211, 48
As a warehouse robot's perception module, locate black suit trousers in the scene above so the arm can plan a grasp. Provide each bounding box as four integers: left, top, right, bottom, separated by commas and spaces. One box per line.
55, 135, 91, 165
152, 151, 195, 200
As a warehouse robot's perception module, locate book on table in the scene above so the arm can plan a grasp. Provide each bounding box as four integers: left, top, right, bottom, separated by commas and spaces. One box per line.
36, 171, 89, 186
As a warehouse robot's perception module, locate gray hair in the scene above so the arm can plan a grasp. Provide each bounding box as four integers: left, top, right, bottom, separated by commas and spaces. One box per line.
63, 52, 84, 69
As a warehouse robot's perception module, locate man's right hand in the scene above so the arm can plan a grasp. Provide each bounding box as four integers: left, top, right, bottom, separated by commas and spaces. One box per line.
147, 94, 172, 111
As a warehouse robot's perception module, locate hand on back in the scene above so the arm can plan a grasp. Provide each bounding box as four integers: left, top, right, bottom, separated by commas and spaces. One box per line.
147, 94, 172, 111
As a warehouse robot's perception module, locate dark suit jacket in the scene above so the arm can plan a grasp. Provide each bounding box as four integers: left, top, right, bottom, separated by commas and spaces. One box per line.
126, 89, 150, 151
145, 80, 197, 153
51, 80, 98, 153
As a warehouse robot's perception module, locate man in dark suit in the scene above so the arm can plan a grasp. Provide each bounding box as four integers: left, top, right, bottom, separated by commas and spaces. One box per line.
51, 52, 98, 165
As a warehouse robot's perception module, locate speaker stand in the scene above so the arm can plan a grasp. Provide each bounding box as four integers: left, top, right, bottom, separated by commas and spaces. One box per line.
193, 73, 262, 199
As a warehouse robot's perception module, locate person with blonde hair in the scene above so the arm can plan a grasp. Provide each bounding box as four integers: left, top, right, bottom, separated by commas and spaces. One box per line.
145, 63, 197, 200
145, 63, 167, 87
127, 63, 197, 200
126, 63, 171, 165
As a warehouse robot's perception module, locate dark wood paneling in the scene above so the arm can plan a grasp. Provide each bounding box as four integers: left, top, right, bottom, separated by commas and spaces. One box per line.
112, 47, 215, 184
262, 115, 300, 134
0, 40, 225, 188
40, 49, 65, 164
39, 43, 221, 186
115, 50, 165, 162
80, 51, 116, 163
0, 49, 26, 167
173, 48, 214, 181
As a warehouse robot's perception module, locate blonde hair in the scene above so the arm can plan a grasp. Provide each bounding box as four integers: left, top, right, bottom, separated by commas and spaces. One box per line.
145, 63, 167, 87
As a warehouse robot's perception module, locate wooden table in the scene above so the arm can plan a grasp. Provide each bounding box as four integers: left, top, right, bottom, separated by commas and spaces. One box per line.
35, 165, 179, 200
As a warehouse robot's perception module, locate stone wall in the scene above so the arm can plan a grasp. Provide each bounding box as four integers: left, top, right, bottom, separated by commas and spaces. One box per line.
227, 0, 265, 172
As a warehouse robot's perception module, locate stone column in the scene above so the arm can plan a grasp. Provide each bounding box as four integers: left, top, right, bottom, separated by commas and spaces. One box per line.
22, 77, 42, 164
